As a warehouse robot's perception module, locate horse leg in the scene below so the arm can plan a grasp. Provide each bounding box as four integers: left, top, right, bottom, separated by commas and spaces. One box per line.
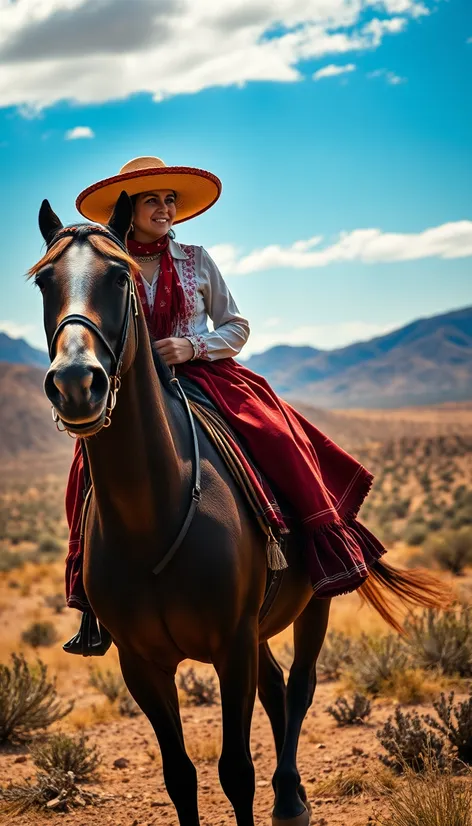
214, 625, 259, 826
272, 596, 331, 826
118, 649, 200, 826
258, 642, 310, 814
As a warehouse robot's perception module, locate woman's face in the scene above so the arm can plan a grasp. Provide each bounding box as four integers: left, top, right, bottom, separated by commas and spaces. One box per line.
132, 189, 177, 241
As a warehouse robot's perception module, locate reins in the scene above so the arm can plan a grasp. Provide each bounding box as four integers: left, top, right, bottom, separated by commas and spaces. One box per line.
46, 225, 202, 576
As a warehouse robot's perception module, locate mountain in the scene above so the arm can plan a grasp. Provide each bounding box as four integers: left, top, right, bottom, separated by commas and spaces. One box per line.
0, 332, 49, 369
0, 362, 71, 462
243, 306, 472, 408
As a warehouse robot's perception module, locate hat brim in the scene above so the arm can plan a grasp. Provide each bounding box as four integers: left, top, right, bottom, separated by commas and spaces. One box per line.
76, 166, 222, 225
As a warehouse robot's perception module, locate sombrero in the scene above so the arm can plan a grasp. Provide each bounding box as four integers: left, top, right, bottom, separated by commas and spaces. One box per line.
76, 156, 222, 225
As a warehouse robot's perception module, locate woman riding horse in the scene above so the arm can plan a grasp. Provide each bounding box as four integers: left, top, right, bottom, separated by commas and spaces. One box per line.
63, 155, 388, 652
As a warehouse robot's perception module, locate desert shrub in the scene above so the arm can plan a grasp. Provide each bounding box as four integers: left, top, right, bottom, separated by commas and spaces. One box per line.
425, 527, 472, 576
88, 668, 140, 716
317, 630, 353, 680
30, 732, 101, 780
0, 654, 74, 742
403, 523, 428, 547
377, 707, 447, 773
380, 667, 442, 705
314, 767, 396, 799
376, 761, 472, 826
178, 667, 218, 706
404, 607, 472, 677
21, 621, 58, 648
0, 769, 102, 814
451, 508, 472, 529
37, 534, 63, 555
0, 544, 25, 572
326, 693, 371, 726
44, 592, 66, 614
424, 690, 472, 765
117, 692, 141, 718
346, 634, 409, 695
89, 668, 124, 703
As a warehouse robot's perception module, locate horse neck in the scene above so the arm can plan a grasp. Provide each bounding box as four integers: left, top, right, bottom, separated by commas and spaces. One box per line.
84, 307, 184, 540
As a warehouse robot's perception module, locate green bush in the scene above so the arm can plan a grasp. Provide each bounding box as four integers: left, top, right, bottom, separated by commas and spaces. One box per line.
0, 654, 74, 742
89, 667, 124, 703
21, 622, 58, 648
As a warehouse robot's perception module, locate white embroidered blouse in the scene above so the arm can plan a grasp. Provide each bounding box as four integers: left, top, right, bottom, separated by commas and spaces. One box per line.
138, 238, 250, 361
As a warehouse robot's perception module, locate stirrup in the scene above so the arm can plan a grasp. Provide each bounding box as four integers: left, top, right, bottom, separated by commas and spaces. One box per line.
63, 610, 113, 657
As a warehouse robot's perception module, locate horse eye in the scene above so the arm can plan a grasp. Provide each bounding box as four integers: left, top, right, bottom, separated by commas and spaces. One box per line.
34, 276, 45, 292
116, 273, 128, 288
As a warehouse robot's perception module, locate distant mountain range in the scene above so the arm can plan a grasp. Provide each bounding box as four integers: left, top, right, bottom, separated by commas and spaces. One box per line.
244, 306, 472, 408
0, 332, 49, 369
1, 305, 471, 411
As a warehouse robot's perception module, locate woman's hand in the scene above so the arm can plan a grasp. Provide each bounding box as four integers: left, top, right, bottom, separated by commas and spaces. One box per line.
153, 337, 194, 365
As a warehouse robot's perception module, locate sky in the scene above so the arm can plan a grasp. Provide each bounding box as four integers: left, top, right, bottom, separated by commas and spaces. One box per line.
0, 0, 471, 358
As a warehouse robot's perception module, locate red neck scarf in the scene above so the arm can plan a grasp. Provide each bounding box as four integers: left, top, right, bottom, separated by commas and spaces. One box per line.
127, 235, 185, 340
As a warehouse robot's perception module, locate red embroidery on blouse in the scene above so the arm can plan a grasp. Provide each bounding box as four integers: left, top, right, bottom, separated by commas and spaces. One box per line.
175, 245, 209, 359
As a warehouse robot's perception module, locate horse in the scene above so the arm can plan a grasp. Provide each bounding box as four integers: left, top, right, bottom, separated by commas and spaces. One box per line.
32, 192, 446, 826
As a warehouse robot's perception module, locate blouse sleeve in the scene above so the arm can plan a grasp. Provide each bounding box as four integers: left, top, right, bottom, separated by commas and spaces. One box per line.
188, 247, 250, 361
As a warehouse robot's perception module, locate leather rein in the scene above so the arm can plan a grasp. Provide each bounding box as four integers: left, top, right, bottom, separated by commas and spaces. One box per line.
47, 225, 201, 577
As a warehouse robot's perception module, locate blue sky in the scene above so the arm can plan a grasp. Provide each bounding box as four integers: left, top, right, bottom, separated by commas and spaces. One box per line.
0, 0, 471, 357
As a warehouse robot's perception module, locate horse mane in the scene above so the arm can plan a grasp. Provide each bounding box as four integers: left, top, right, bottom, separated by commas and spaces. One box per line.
28, 226, 141, 280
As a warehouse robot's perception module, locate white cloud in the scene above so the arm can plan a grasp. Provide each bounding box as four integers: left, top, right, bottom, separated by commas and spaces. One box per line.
65, 125, 95, 140
0, 320, 35, 339
208, 220, 472, 276
368, 67, 407, 84
313, 62, 356, 80
239, 320, 400, 357
365, 0, 430, 17
0, 0, 437, 110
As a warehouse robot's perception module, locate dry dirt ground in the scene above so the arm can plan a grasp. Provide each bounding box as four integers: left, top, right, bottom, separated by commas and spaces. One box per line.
0, 555, 471, 826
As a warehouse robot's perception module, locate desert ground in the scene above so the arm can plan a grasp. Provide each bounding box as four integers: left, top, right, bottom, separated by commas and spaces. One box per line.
1, 403, 472, 826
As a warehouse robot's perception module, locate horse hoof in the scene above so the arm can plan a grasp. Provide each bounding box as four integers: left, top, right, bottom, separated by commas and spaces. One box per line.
272, 808, 310, 826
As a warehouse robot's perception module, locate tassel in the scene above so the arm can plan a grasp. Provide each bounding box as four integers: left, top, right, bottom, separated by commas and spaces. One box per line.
266, 534, 288, 571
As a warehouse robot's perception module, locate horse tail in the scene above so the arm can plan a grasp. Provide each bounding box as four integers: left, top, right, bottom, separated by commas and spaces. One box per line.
358, 559, 451, 634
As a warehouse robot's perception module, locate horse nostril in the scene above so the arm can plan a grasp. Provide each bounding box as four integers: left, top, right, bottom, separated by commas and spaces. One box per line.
45, 363, 109, 410
90, 366, 109, 401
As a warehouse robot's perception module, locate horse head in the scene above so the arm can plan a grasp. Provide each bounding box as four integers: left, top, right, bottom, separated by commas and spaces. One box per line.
34, 191, 139, 436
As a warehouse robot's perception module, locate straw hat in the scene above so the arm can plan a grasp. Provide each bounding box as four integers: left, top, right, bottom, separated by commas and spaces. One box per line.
76, 156, 222, 225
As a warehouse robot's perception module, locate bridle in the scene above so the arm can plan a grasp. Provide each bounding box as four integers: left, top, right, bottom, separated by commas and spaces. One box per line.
47, 226, 139, 436
45, 224, 201, 575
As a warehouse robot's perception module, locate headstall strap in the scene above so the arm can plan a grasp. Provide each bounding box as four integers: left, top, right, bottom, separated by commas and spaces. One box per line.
48, 226, 136, 437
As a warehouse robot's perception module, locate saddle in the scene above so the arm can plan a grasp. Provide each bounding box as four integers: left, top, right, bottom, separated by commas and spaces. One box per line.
179, 376, 288, 571
64, 375, 288, 656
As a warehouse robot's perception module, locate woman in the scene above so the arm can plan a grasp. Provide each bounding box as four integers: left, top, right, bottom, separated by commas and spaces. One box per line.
65, 156, 386, 654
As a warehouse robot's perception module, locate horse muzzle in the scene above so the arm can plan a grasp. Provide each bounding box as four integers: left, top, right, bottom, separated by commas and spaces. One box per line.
45, 359, 110, 430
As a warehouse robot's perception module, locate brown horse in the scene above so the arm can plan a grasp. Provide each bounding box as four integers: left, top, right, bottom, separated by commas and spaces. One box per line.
33, 193, 446, 826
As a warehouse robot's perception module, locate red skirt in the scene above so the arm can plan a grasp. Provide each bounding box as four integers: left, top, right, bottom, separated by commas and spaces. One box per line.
65, 358, 386, 610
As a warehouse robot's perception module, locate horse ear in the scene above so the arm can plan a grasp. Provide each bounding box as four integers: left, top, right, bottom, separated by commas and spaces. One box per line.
107, 190, 133, 242
39, 199, 63, 244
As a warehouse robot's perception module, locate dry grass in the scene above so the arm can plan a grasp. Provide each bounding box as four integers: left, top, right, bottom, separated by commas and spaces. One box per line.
187, 735, 220, 762
313, 767, 397, 799
375, 762, 472, 826
378, 667, 450, 705
66, 701, 120, 731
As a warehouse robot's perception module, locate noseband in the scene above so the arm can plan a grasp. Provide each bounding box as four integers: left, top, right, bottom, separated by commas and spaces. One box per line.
47, 226, 139, 436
